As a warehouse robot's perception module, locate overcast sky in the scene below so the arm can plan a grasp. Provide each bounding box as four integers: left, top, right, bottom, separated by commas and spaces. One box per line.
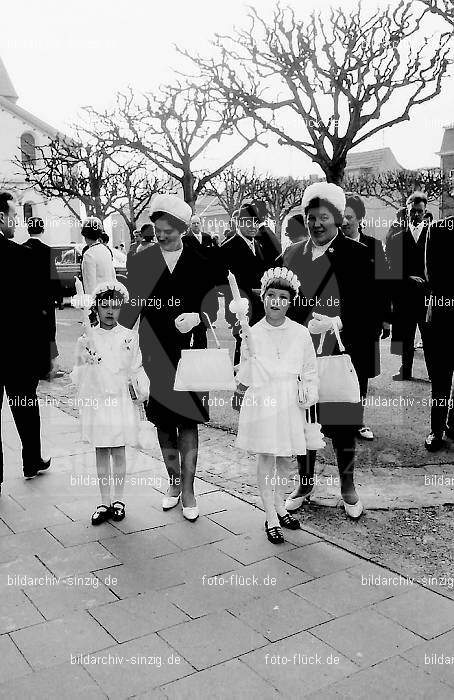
1, 0, 452, 178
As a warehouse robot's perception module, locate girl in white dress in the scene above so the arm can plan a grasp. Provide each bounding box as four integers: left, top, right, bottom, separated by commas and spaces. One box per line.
236, 267, 321, 543
71, 281, 149, 525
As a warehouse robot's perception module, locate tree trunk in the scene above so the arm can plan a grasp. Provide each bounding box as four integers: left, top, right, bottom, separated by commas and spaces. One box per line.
182, 168, 196, 210
327, 158, 347, 186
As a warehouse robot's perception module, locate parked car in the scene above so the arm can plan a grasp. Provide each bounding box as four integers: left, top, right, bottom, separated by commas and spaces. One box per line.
51, 244, 127, 298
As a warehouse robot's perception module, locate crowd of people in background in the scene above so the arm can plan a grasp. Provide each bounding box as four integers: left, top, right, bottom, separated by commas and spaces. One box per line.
1, 184, 453, 543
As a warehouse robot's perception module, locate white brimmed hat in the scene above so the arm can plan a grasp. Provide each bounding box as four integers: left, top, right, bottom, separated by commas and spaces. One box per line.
150, 194, 192, 226
301, 183, 346, 218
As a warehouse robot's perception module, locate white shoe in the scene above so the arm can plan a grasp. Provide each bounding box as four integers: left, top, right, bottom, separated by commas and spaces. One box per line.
343, 498, 364, 519
162, 493, 180, 510
182, 505, 199, 521
358, 426, 374, 440
285, 491, 312, 512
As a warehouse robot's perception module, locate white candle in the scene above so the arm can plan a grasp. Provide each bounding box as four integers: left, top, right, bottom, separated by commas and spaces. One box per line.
227, 271, 241, 303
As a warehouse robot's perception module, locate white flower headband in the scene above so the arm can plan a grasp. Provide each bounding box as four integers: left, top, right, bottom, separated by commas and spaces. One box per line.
92, 280, 129, 305
260, 267, 300, 298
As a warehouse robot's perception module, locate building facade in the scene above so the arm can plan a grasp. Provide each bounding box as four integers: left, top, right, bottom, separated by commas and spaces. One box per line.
438, 124, 454, 218
0, 57, 81, 245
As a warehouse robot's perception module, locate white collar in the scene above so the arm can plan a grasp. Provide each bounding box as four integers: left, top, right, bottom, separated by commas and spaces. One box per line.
236, 232, 255, 251
310, 233, 338, 259
261, 317, 290, 331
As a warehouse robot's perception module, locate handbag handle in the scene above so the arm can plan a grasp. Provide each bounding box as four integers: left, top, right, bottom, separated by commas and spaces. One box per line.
316, 318, 345, 355
203, 312, 221, 349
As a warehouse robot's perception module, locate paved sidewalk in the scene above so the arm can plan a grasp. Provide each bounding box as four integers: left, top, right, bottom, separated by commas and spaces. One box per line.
1, 402, 454, 698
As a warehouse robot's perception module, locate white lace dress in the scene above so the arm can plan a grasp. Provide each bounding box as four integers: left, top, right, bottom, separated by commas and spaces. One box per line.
71, 324, 149, 448
235, 317, 319, 457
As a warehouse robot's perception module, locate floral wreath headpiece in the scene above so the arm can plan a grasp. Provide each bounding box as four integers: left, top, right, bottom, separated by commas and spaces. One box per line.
260, 267, 300, 299
92, 280, 129, 305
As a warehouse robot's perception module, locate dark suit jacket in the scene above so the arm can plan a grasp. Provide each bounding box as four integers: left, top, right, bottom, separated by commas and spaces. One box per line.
22, 237, 62, 359
0, 235, 49, 376
359, 233, 391, 327
385, 214, 429, 349
219, 233, 274, 327
425, 216, 454, 320
280, 232, 377, 379
183, 231, 217, 250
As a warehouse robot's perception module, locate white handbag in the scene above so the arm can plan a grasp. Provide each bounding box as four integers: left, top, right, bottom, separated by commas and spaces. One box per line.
316, 320, 360, 404
174, 313, 236, 391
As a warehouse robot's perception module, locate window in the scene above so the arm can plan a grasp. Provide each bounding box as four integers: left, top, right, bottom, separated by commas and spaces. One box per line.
20, 132, 35, 164
23, 202, 33, 222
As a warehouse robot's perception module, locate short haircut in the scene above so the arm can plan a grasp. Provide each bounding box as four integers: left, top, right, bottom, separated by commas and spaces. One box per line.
0, 191, 13, 215
262, 277, 297, 303
286, 214, 308, 238
27, 217, 45, 235
303, 197, 344, 227
345, 193, 366, 220
81, 222, 103, 241
140, 223, 155, 236
407, 191, 428, 207
94, 288, 125, 306
150, 210, 187, 234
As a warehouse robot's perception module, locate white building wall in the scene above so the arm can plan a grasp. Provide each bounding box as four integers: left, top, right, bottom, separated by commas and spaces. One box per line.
0, 104, 81, 245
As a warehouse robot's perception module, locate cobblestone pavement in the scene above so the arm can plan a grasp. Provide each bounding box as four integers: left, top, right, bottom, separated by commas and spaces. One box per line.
1, 397, 454, 699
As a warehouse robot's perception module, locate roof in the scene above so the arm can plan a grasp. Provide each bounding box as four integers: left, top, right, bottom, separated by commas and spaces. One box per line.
0, 56, 18, 102
0, 95, 59, 139
345, 147, 404, 173
438, 126, 454, 156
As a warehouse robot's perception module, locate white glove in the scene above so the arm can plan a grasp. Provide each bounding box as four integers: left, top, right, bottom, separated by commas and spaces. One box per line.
228, 298, 249, 316
308, 313, 342, 335
175, 312, 200, 334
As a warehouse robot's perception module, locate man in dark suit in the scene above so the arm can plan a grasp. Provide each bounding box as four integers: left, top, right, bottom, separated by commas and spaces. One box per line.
22, 217, 63, 378
183, 214, 218, 251
182, 215, 220, 348
385, 192, 431, 381
0, 192, 51, 492
219, 201, 280, 363
424, 215, 454, 451
342, 193, 391, 440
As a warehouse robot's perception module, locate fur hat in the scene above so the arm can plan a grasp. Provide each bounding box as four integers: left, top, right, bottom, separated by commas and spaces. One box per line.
149, 194, 192, 226
301, 183, 346, 218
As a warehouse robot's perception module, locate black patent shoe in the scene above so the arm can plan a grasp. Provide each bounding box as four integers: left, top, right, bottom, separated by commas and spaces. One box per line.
110, 501, 125, 522
424, 433, 445, 452
277, 512, 301, 530
91, 505, 111, 525
37, 458, 51, 472
265, 521, 285, 544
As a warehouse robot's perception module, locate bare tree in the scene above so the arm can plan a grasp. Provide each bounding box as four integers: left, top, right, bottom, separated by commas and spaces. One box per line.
95, 81, 266, 209
344, 168, 449, 210
15, 114, 166, 235
205, 167, 262, 217
419, 0, 454, 25
184, 1, 452, 184
254, 176, 308, 238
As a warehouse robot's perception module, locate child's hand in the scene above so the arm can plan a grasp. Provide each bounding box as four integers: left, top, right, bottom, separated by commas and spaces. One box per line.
175, 313, 200, 333
228, 298, 249, 317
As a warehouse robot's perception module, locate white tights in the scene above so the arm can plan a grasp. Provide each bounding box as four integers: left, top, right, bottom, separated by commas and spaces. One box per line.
256, 454, 290, 528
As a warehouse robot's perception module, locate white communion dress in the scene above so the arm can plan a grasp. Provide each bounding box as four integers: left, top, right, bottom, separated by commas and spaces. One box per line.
235, 317, 319, 457
71, 324, 150, 448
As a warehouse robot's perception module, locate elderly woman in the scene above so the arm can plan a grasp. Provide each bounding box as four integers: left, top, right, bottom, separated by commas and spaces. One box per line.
80, 217, 116, 295
280, 183, 376, 519
119, 194, 219, 521
343, 193, 391, 441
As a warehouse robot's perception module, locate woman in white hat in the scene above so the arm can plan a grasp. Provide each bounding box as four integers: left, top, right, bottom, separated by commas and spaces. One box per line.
281, 182, 377, 519
120, 194, 219, 521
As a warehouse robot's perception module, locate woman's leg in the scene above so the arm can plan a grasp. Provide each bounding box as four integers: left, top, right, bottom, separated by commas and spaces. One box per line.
332, 430, 358, 505
289, 451, 317, 498
156, 425, 181, 497
178, 424, 198, 508
95, 447, 111, 504
275, 457, 292, 517
111, 446, 126, 502
257, 454, 279, 528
